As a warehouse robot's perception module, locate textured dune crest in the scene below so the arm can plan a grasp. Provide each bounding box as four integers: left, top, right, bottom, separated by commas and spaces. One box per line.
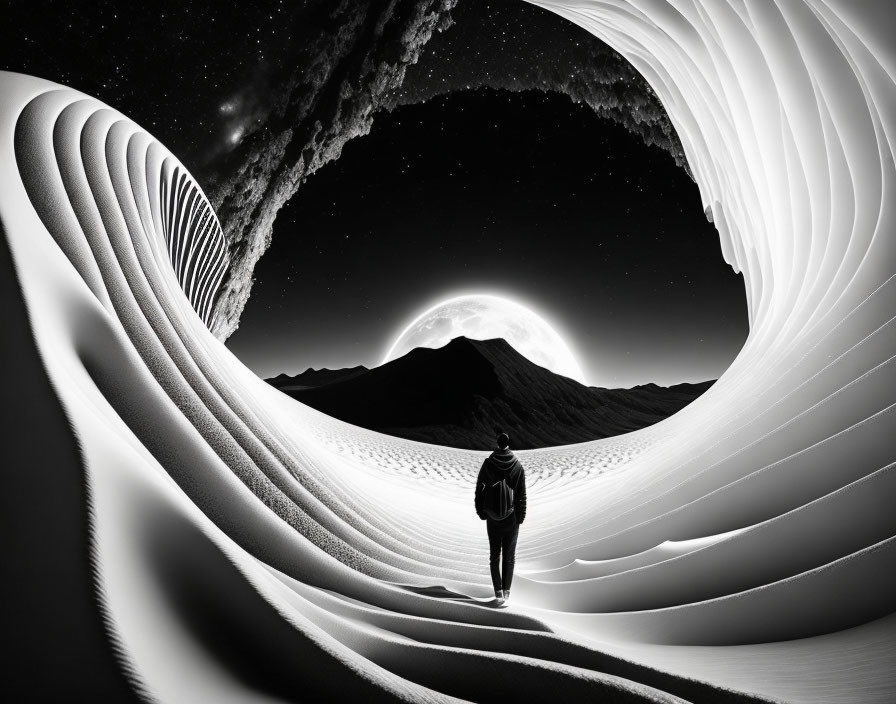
1, 1, 895, 702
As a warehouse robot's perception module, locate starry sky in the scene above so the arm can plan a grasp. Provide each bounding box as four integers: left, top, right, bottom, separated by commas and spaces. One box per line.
226, 86, 746, 388
2, 0, 748, 388
0, 1, 297, 173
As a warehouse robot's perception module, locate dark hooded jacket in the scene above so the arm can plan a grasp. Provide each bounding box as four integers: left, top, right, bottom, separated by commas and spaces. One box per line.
475, 448, 527, 524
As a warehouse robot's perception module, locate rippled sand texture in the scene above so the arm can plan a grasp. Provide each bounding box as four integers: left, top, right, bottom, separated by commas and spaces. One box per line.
1, 1, 894, 702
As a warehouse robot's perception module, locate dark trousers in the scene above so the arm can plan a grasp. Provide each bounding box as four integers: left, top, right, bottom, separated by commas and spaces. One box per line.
487, 517, 519, 593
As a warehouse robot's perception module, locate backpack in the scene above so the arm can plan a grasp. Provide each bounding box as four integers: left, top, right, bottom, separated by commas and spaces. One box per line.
483, 472, 515, 521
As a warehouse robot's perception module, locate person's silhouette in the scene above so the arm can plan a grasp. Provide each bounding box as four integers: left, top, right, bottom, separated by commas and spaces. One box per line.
474, 431, 527, 607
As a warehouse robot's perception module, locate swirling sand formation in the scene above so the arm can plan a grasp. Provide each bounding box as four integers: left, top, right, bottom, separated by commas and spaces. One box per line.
1, 1, 895, 701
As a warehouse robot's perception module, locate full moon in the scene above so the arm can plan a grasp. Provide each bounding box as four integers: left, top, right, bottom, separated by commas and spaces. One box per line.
383, 294, 588, 384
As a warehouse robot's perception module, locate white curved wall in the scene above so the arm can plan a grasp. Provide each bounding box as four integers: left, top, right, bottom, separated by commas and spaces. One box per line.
0, 1, 894, 701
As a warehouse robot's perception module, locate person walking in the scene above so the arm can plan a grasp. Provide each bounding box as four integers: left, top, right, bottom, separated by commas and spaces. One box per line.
475, 431, 527, 607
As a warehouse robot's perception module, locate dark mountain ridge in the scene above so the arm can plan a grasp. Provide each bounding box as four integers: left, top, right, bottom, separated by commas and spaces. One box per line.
268, 365, 369, 391
267, 336, 712, 450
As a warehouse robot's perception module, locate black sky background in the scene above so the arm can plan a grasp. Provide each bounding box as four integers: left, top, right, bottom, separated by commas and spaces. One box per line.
0, 1, 297, 169
2, 0, 748, 388
228, 87, 746, 387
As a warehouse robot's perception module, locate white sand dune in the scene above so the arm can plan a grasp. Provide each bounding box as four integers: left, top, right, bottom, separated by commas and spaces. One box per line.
1, 1, 895, 701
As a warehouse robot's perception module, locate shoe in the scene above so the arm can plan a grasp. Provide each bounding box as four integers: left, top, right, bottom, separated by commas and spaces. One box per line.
494, 590, 505, 607
503, 591, 511, 604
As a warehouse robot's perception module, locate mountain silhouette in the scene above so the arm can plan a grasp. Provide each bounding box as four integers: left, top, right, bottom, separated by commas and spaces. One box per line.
268, 365, 369, 391
267, 336, 713, 450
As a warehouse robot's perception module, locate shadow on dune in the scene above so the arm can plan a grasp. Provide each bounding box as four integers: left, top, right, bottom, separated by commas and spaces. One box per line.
392, 583, 513, 609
